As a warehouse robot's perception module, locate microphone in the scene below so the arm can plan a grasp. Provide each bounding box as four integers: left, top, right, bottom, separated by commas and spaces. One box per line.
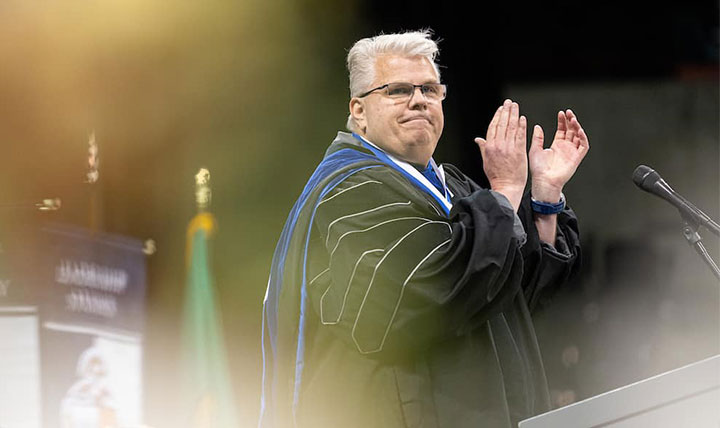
632, 165, 720, 236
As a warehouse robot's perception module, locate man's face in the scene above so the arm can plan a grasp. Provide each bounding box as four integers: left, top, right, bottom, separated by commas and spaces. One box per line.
350, 55, 444, 167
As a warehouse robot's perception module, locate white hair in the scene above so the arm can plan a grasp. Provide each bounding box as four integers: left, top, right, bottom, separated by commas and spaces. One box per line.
346, 30, 441, 132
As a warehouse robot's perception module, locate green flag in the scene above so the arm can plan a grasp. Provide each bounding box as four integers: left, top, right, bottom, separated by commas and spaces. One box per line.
182, 212, 239, 427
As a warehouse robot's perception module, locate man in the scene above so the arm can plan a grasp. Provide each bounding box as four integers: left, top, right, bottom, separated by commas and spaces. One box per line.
261, 30, 588, 428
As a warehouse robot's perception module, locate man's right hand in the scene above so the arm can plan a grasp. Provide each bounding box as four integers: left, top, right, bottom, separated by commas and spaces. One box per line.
474, 99, 528, 212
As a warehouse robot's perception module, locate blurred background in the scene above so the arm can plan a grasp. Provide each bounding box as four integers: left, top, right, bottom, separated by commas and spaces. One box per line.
0, 1, 717, 427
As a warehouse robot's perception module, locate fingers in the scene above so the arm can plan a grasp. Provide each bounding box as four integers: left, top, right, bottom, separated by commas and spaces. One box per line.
565, 109, 578, 143
515, 115, 527, 149
496, 99, 512, 142
566, 109, 590, 154
507, 102, 520, 141
486, 105, 503, 142
495, 99, 521, 143
530, 124, 544, 152
555, 110, 567, 142
565, 109, 576, 122
479, 99, 520, 148
575, 126, 590, 160
554, 108, 590, 153
577, 127, 589, 150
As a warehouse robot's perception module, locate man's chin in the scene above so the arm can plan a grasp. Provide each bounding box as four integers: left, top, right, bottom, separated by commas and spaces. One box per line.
398, 137, 437, 165
400, 131, 436, 148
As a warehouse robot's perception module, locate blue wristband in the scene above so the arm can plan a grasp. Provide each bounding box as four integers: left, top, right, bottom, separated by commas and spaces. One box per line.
531, 193, 566, 215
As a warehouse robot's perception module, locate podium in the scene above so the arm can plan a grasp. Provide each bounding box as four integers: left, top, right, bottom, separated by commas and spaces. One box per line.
519, 354, 720, 428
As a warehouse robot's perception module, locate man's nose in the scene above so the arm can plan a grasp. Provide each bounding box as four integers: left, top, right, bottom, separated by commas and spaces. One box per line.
408, 87, 429, 108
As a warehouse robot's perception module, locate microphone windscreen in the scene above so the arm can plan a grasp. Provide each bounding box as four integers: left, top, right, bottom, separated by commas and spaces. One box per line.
632, 165, 659, 190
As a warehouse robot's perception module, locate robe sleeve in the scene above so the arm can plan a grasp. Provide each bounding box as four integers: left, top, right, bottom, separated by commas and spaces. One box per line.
517, 196, 582, 312
442, 164, 582, 313
306, 166, 528, 359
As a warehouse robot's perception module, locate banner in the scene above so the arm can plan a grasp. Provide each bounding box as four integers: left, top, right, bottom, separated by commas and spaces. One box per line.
0, 223, 146, 428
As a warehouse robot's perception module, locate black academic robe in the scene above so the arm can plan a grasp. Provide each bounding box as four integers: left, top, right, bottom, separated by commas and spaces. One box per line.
265, 132, 581, 428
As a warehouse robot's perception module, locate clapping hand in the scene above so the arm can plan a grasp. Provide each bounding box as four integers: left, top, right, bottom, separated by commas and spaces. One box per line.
529, 109, 589, 202
474, 99, 528, 211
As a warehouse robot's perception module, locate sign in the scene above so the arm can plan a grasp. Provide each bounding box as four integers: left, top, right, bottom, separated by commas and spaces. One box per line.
0, 223, 146, 428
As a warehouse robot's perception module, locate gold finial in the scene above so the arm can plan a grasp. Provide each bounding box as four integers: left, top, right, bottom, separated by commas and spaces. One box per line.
195, 168, 211, 211
86, 131, 99, 184
143, 239, 156, 255
36, 198, 62, 211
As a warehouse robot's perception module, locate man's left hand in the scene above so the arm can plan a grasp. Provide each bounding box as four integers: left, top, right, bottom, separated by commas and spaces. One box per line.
529, 109, 589, 202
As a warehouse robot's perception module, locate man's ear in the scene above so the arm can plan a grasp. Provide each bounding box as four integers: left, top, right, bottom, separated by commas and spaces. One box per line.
349, 98, 367, 133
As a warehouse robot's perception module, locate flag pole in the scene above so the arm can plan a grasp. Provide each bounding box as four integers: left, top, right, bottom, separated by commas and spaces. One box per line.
182, 167, 239, 427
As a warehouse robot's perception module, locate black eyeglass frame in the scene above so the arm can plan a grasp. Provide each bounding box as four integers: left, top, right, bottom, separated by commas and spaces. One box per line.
357, 82, 448, 100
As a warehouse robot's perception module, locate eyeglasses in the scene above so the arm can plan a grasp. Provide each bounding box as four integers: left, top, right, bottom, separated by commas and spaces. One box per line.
358, 82, 447, 101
